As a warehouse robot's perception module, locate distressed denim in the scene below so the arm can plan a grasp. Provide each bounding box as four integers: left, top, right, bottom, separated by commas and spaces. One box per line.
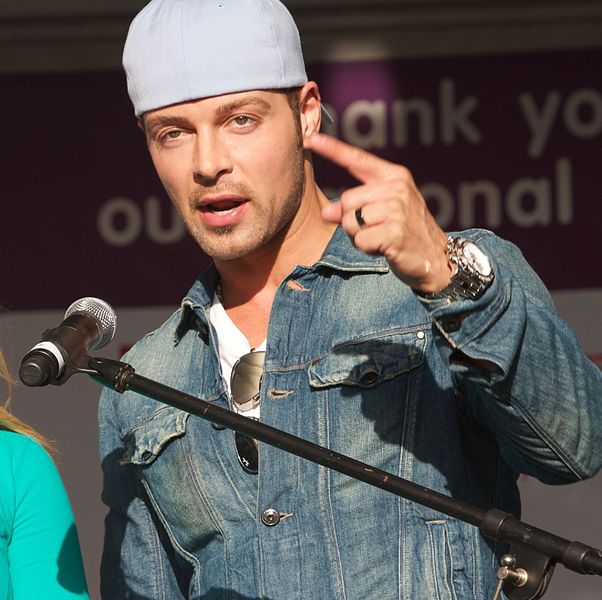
99, 227, 602, 600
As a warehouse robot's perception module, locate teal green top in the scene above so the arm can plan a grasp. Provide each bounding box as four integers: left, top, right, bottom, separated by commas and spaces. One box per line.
0, 430, 88, 599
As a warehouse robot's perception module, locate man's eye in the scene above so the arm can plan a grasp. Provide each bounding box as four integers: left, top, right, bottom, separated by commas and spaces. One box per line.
155, 129, 185, 145
232, 115, 253, 127
164, 130, 183, 140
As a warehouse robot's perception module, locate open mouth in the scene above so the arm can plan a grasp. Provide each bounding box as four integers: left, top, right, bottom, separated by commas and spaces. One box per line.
197, 196, 249, 227
200, 198, 246, 214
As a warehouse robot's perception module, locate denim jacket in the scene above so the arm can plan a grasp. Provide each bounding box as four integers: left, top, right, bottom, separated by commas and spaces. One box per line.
99, 227, 602, 600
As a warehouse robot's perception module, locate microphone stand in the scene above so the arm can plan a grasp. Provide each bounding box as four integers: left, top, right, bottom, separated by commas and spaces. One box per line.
81, 355, 602, 599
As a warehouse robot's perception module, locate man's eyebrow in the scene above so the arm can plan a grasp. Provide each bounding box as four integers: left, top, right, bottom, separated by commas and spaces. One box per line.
215, 96, 272, 117
144, 114, 190, 131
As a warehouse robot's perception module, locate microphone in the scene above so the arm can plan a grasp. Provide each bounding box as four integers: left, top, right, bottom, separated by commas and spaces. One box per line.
19, 297, 117, 387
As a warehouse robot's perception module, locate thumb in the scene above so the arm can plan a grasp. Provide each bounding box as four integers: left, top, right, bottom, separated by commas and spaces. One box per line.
321, 199, 343, 223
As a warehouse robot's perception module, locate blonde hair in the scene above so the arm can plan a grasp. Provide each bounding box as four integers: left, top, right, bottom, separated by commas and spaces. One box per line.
0, 350, 55, 454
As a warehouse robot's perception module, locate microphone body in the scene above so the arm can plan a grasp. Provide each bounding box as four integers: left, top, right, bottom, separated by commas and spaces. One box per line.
19, 297, 116, 387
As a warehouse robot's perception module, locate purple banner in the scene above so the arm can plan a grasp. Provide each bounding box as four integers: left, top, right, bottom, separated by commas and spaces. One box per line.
3, 48, 601, 310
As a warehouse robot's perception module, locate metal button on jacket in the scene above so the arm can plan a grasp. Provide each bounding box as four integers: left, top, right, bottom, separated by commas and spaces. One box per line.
360, 371, 378, 385
441, 316, 462, 332
261, 508, 281, 527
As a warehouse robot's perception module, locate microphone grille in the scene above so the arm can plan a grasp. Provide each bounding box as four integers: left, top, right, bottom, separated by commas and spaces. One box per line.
64, 297, 117, 351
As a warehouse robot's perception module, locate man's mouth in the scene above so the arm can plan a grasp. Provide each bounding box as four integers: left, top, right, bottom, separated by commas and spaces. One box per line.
195, 195, 250, 228
200, 198, 247, 215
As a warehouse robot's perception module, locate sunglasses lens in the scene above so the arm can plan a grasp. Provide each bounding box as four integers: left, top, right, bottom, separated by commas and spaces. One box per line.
230, 351, 265, 412
235, 432, 258, 474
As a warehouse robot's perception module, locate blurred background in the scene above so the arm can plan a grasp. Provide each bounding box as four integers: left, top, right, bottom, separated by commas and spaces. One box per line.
0, 1, 600, 598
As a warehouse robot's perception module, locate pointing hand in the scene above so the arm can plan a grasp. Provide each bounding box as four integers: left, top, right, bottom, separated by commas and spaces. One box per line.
308, 133, 452, 292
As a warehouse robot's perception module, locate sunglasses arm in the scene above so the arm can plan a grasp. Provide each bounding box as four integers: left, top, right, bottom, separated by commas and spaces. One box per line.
88, 354, 602, 600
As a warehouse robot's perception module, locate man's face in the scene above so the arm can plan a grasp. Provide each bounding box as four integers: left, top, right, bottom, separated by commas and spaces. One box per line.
143, 89, 305, 261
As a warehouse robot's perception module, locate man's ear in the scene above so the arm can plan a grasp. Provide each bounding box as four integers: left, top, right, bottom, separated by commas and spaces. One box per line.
299, 81, 322, 147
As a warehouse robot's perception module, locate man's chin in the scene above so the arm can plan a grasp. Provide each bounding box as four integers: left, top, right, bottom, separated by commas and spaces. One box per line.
192, 230, 264, 262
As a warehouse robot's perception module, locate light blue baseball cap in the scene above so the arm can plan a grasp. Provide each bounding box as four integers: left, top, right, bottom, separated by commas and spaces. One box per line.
123, 0, 309, 117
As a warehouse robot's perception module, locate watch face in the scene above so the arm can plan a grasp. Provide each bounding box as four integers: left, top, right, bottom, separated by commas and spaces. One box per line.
463, 242, 492, 277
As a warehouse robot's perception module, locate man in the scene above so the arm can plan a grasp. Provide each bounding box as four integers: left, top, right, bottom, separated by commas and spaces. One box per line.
99, 1, 602, 598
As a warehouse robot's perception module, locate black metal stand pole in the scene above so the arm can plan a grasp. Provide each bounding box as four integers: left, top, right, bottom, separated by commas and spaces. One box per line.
90, 356, 602, 597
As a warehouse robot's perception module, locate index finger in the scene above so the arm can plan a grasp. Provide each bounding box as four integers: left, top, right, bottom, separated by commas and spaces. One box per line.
307, 133, 400, 184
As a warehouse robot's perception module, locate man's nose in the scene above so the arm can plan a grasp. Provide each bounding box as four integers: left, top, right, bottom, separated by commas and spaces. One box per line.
192, 130, 233, 183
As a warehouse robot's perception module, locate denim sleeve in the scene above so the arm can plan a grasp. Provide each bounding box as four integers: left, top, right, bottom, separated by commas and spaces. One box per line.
418, 228, 602, 484
98, 388, 188, 600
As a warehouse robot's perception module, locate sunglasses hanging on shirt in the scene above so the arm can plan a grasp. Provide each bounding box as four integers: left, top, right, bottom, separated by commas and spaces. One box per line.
230, 350, 266, 474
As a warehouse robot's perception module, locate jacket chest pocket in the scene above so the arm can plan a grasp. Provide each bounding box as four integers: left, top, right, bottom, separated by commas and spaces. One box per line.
308, 328, 428, 390
120, 406, 189, 467
118, 407, 224, 543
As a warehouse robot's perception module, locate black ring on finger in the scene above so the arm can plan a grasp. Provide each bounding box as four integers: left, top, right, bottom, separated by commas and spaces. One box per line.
354, 208, 366, 227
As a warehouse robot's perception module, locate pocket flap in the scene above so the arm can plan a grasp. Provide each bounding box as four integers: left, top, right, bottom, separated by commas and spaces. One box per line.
308, 330, 427, 389
120, 407, 189, 466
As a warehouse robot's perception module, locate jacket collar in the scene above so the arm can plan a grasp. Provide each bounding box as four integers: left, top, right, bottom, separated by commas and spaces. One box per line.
174, 226, 390, 342
315, 225, 390, 273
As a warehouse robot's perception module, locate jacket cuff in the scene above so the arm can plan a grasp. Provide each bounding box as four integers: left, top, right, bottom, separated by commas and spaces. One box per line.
416, 229, 528, 379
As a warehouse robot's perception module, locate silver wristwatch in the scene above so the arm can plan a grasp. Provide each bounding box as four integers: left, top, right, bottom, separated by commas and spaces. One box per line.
419, 236, 494, 301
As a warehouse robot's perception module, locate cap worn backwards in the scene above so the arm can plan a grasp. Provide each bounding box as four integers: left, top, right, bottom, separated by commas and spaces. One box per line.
123, 0, 308, 117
